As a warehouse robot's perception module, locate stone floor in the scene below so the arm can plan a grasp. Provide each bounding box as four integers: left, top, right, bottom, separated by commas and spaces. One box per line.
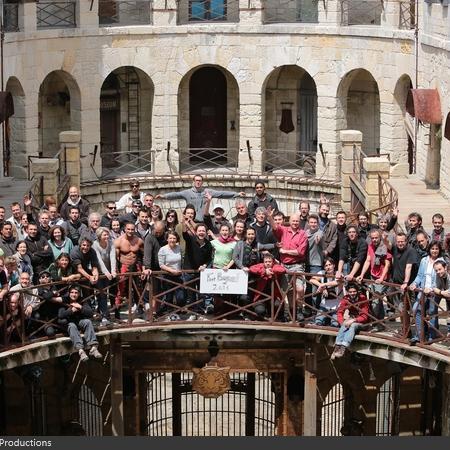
389, 175, 450, 230
0, 178, 34, 210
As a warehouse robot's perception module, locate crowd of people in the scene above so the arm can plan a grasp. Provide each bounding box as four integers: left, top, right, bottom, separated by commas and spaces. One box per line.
0, 175, 449, 362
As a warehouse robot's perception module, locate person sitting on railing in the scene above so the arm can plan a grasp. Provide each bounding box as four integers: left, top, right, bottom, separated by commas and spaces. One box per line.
59, 186, 90, 225
247, 181, 279, 220
248, 254, 286, 321
267, 208, 308, 322
310, 257, 343, 327
155, 174, 244, 222
58, 285, 102, 363
231, 199, 252, 229
47, 225, 73, 260
115, 179, 146, 214
356, 228, 392, 331
331, 283, 370, 359
408, 241, 443, 344
25, 222, 54, 285
158, 231, 184, 321
335, 226, 368, 282
182, 221, 212, 318
433, 259, 450, 338
62, 207, 88, 247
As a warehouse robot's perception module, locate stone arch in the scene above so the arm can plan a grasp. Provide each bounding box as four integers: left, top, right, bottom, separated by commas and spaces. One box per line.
5, 76, 26, 178
177, 64, 240, 172
337, 68, 380, 156
392, 74, 414, 175
38, 70, 81, 157
262, 65, 318, 174
99, 66, 154, 176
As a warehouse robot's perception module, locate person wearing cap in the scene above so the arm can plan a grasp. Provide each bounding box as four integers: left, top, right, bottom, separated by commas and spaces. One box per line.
58, 285, 102, 362
247, 181, 279, 219
120, 199, 142, 226
155, 174, 244, 222
116, 179, 146, 213
203, 192, 231, 237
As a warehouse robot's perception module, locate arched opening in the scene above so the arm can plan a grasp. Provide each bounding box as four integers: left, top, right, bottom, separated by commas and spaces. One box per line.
320, 383, 346, 436
100, 66, 154, 177
5, 77, 26, 178
393, 74, 414, 175
337, 69, 380, 156
376, 375, 399, 436
38, 70, 81, 157
178, 65, 239, 172
262, 65, 318, 175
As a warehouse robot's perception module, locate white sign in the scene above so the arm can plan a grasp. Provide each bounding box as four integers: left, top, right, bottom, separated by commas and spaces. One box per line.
200, 269, 248, 295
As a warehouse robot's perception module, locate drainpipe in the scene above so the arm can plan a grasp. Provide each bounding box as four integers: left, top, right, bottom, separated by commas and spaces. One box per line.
0, 0, 5, 176
413, 0, 419, 174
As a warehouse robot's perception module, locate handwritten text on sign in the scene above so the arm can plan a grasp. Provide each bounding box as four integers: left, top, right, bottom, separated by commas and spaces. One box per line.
200, 269, 248, 295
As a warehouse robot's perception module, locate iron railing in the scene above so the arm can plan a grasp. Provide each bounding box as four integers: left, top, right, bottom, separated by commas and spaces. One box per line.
3, 2, 20, 32
179, 148, 239, 174
177, 0, 240, 24
37, 1, 77, 29
340, 0, 383, 26
352, 144, 367, 187
263, 0, 319, 24
2, 270, 450, 356
399, 0, 415, 30
100, 149, 155, 179
99, 0, 153, 26
263, 149, 316, 176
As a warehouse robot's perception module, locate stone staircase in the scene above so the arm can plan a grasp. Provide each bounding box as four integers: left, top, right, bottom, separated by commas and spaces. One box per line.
0, 177, 35, 208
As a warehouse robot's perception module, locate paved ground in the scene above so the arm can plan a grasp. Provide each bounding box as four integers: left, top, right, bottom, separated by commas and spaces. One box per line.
389, 175, 450, 230
0, 178, 34, 210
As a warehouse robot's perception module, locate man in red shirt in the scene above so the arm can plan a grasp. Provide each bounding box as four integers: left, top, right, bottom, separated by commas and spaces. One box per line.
268, 210, 308, 321
357, 228, 392, 330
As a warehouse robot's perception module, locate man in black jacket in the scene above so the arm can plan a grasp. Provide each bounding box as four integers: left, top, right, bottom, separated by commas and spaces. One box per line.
247, 181, 279, 218
62, 207, 88, 246
58, 285, 102, 362
60, 186, 90, 224
0, 222, 17, 256
25, 222, 54, 284
336, 226, 368, 281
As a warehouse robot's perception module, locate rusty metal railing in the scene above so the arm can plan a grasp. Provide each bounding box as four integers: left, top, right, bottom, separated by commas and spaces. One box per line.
3, 2, 20, 32
37, 0, 77, 29
99, 0, 153, 26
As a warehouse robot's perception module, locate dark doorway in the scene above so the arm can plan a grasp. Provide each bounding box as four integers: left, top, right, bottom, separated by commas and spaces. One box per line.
407, 135, 414, 175
189, 67, 227, 164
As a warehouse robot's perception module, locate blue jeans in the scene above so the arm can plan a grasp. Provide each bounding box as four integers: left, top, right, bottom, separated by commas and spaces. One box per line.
370, 283, 388, 321
335, 322, 364, 348
413, 293, 439, 341
315, 307, 339, 327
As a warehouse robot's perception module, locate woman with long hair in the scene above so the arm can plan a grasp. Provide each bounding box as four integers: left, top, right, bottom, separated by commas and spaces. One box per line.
164, 209, 179, 233
13, 240, 33, 278
232, 219, 246, 242
48, 225, 73, 259
48, 252, 80, 284
149, 205, 164, 228
109, 218, 123, 240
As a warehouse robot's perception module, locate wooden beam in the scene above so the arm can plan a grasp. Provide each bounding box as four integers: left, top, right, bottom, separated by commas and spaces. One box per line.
303, 345, 317, 436
110, 335, 124, 436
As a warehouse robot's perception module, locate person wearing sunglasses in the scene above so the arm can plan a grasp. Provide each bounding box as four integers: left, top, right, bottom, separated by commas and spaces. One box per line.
115, 179, 146, 213
100, 201, 118, 228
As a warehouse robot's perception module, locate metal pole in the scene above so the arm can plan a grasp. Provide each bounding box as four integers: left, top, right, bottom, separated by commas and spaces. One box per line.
0, 0, 6, 176
413, 0, 419, 174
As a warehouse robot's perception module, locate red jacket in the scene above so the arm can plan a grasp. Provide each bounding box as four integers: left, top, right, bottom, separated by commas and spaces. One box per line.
248, 263, 286, 302
336, 293, 370, 325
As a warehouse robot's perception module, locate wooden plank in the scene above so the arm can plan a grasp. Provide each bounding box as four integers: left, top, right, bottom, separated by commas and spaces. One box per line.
110, 335, 124, 436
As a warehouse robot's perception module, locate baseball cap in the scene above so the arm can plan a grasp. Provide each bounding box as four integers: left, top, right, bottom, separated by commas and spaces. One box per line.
213, 203, 224, 211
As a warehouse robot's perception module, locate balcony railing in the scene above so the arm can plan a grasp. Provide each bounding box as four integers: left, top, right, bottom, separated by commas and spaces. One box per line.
179, 147, 239, 173
100, 148, 155, 179
99, 0, 153, 26
340, 0, 383, 26
399, 0, 415, 30
263, 149, 316, 177
177, 0, 239, 24
37, 0, 77, 29
263, 0, 319, 24
3, 2, 20, 32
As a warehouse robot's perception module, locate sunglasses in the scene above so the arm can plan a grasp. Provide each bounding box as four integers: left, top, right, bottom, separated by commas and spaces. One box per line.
108, 206, 117, 210
167, 214, 176, 218
131, 184, 139, 188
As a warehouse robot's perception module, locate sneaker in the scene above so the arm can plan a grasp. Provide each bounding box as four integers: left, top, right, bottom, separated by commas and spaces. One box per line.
335, 346, 346, 359
131, 304, 138, 314
144, 303, 150, 311
186, 314, 197, 321
101, 318, 110, 327
89, 346, 103, 359
78, 349, 89, 362
205, 305, 214, 315
165, 314, 180, 322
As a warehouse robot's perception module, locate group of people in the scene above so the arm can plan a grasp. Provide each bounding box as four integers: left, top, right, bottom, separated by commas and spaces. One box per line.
0, 175, 449, 362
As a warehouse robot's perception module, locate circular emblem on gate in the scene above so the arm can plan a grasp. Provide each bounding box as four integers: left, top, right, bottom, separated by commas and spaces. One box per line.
192, 363, 231, 398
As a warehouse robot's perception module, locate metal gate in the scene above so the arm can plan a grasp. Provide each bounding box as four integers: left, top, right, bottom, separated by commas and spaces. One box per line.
376, 375, 399, 436
320, 383, 346, 436
143, 372, 277, 436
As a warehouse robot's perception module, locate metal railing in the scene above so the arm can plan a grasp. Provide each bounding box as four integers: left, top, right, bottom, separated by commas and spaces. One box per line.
179, 147, 239, 174
263, 0, 319, 24
100, 149, 155, 179
37, 1, 77, 29
399, 0, 415, 30
263, 149, 316, 176
3, 2, 20, 32
99, 0, 153, 26
2, 270, 450, 356
352, 144, 367, 187
340, 0, 383, 26
177, 0, 240, 24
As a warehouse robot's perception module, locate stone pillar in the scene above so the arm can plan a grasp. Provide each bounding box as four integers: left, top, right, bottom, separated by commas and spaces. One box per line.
30, 158, 59, 200
153, 0, 177, 26
381, 0, 401, 28
20, 1, 37, 33
77, 0, 99, 29
363, 156, 390, 219
303, 347, 318, 436
340, 130, 363, 211
239, 0, 263, 24
110, 336, 124, 436
59, 131, 81, 188
318, 0, 340, 25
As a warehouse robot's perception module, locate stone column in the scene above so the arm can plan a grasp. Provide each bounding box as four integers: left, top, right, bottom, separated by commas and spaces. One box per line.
239, 0, 263, 25
381, 0, 401, 28
30, 158, 59, 200
77, 0, 99, 29
110, 336, 124, 436
153, 0, 177, 26
340, 130, 363, 212
318, 0, 341, 25
59, 131, 81, 188
303, 346, 318, 436
363, 156, 390, 220
20, 1, 37, 33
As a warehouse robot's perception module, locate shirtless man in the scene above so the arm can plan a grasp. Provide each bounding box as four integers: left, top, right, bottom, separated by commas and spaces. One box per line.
114, 222, 144, 306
